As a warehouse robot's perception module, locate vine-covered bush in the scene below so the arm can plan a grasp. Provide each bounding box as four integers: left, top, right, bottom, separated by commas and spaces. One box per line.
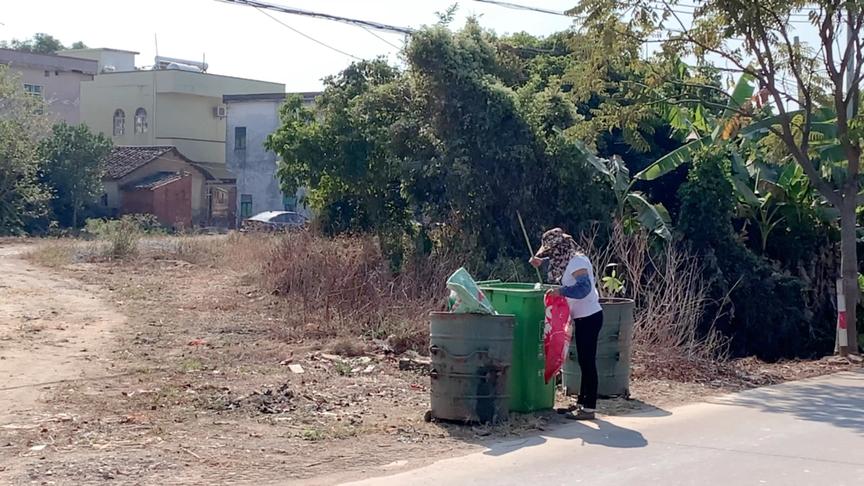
677, 148, 823, 361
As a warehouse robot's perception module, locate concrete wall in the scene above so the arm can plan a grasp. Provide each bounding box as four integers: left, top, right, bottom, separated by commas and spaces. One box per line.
79, 71, 155, 146
156, 92, 224, 163
225, 98, 284, 217
81, 70, 284, 164
60, 48, 137, 73
0, 49, 96, 125
225, 96, 313, 223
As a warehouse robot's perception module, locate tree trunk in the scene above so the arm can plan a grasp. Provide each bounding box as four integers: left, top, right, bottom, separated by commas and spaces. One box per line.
839, 199, 859, 355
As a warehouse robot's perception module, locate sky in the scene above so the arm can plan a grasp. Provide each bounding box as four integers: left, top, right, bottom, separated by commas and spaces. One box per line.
1, 0, 827, 94
0, 0, 576, 91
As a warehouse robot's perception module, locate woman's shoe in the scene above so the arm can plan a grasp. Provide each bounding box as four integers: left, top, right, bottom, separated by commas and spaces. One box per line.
564, 409, 596, 421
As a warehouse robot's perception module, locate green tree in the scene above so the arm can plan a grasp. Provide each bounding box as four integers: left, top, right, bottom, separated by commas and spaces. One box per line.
267, 60, 407, 234
0, 65, 51, 234
572, 0, 864, 355
38, 123, 112, 228
678, 147, 820, 360
0, 33, 72, 54
268, 24, 617, 266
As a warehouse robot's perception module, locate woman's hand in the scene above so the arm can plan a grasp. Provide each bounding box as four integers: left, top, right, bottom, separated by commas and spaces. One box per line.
529, 256, 544, 268
545, 287, 560, 297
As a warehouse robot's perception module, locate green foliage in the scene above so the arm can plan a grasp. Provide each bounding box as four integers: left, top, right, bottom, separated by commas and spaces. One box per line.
0, 65, 51, 235
0, 33, 85, 54
266, 60, 411, 262
678, 147, 830, 360
38, 123, 113, 228
573, 0, 863, 352
269, 24, 616, 267
601, 264, 625, 295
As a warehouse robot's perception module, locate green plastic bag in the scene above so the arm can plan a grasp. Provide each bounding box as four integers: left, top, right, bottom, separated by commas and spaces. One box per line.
446, 267, 497, 315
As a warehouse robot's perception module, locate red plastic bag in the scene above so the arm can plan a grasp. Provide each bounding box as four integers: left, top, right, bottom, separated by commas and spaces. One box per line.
544, 293, 571, 383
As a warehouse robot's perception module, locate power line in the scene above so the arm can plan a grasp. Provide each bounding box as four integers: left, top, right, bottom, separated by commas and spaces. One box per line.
469, 0, 569, 17
218, 0, 415, 35
361, 26, 403, 50
255, 7, 361, 60
646, 0, 813, 23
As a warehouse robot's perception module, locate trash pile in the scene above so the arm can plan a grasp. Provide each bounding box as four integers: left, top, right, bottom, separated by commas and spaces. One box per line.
445, 267, 496, 315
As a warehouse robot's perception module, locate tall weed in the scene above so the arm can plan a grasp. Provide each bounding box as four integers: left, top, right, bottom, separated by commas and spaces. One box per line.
263, 232, 454, 353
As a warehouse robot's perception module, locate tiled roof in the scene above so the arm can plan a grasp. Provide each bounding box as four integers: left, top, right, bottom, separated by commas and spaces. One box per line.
103, 146, 176, 179
123, 171, 185, 190
192, 162, 236, 181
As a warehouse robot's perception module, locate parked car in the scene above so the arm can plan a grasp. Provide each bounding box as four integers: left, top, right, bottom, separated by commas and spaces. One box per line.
241, 211, 308, 232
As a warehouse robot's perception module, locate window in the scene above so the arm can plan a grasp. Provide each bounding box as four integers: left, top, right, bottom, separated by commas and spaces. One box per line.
273, 213, 304, 224
216, 190, 226, 204
113, 109, 125, 136
234, 126, 247, 151
240, 194, 253, 218
100, 193, 108, 207
283, 195, 297, 211
134, 108, 148, 134
23, 84, 43, 98
44, 70, 50, 77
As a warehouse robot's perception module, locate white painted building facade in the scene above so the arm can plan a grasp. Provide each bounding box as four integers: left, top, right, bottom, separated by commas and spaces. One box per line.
223, 92, 317, 224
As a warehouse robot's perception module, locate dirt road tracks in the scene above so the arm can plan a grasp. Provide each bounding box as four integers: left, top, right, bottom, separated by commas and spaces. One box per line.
0, 243, 123, 481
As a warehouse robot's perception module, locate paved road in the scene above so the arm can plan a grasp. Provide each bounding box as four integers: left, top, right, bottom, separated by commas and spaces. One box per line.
344, 371, 864, 486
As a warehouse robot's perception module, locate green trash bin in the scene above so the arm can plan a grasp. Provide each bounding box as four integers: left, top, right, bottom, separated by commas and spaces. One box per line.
478, 283, 555, 413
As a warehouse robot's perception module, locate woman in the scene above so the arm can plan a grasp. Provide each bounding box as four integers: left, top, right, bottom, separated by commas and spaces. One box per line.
530, 228, 603, 420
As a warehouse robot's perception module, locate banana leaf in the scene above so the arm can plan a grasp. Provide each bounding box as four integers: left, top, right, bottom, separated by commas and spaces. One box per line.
635, 136, 707, 181
626, 193, 672, 240
739, 110, 805, 138
723, 72, 756, 119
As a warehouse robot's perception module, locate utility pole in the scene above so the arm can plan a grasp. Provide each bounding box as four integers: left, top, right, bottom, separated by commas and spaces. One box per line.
838, 4, 860, 356
847, 6, 857, 121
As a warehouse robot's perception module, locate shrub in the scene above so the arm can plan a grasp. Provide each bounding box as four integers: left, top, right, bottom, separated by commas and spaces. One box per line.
83, 214, 164, 259
580, 222, 728, 376
677, 148, 821, 360
263, 232, 455, 353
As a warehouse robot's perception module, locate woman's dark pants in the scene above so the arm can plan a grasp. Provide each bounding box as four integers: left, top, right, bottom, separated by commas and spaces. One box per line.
572, 310, 603, 409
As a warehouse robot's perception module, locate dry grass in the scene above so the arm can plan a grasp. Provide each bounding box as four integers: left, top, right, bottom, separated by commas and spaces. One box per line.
26, 230, 452, 356
10, 232, 862, 485
261, 232, 455, 353
24, 239, 104, 267
25, 240, 76, 268
580, 222, 730, 383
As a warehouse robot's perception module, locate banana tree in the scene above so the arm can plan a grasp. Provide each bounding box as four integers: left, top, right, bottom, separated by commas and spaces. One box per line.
635, 73, 763, 182
579, 144, 672, 240
733, 154, 829, 253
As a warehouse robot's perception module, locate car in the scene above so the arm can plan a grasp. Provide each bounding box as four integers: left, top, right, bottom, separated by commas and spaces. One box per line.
241, 211, 308, 232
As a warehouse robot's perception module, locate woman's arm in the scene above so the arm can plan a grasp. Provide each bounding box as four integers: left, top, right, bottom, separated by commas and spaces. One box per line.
556, 268, 593, 299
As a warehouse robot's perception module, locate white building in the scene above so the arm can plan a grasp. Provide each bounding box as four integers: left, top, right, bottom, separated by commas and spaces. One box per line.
223, 92, 317, 223
0, 48, 98, 124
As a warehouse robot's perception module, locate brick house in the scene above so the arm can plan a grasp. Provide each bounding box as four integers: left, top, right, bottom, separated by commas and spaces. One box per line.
101, 146, 236, 229
121, 172, 193, 228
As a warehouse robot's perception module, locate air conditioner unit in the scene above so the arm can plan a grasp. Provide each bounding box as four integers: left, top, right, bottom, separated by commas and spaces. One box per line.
213, 105, 227, 118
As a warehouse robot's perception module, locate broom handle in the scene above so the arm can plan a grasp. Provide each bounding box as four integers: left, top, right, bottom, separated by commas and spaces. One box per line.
517, 211, 543, 284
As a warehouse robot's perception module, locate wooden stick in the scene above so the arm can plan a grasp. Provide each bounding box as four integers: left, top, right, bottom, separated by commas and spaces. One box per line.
517, 211, 543, 284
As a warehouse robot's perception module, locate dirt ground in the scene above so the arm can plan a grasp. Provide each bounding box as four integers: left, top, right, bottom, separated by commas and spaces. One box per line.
1, 236, 861, 486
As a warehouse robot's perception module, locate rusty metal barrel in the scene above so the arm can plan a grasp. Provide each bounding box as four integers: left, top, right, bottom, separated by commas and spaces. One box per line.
563, 298, 635, 398
429, 312, 515, 423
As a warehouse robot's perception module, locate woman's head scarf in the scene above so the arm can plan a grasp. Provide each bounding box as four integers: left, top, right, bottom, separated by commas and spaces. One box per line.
536, 227, 580, 284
